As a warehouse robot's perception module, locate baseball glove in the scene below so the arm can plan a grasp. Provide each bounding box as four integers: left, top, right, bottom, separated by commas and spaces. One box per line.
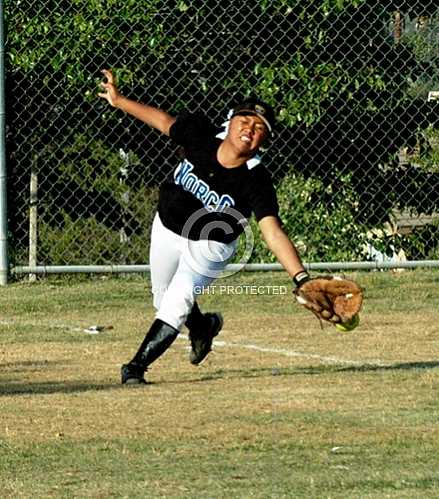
294, 275, 363, 324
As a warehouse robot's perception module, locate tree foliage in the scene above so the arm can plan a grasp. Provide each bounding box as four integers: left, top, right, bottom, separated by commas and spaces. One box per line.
5, 0, 439, 264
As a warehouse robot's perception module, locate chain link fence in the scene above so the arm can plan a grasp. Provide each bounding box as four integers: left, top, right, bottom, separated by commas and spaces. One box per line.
5, 0, 439, 274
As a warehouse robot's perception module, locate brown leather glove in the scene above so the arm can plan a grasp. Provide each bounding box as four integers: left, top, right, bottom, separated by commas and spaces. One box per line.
294, 274, 363, 324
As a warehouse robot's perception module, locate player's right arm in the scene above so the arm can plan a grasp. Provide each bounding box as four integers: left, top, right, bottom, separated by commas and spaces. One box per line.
98, 69, 176, 136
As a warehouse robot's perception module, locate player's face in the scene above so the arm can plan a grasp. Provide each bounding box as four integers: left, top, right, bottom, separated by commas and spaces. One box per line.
228, 115, 269, 154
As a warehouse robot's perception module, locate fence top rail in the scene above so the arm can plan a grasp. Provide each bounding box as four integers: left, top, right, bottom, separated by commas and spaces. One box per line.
11, 260, 439, 275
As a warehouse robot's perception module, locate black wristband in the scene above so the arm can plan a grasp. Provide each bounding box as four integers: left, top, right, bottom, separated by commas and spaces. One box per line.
292, 271, 310, 288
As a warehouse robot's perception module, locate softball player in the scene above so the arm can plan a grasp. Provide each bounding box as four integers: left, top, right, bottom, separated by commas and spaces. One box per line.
99, 69, 308, 384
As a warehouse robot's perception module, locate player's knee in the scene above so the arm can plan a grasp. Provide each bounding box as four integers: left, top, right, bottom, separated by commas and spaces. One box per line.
157, 293, 194, 331
151, 285, 167, 311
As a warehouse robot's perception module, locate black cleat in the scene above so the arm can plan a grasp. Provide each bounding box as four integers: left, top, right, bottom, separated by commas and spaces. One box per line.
189, 313, 223, 365
121, 363, 147, 385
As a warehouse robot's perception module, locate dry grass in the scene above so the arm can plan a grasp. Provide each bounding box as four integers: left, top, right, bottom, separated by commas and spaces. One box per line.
1, 270, 439, 498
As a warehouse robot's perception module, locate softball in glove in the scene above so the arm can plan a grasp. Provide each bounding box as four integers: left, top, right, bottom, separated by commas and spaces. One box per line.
294, 275, 363, 325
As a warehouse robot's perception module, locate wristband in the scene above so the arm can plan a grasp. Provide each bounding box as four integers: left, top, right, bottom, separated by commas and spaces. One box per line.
292, 271, 310, 288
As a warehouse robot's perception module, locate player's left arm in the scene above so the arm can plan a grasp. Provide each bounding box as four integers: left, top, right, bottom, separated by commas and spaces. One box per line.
259, 216, 363, 326
258, 215, 306, 280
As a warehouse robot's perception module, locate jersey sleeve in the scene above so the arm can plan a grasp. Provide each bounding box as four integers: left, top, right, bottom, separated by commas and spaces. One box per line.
248, 166, 280, 222
169, 112, 216, 147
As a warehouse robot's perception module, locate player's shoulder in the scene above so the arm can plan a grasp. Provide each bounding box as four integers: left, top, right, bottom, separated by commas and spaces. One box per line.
170, 111, 217, 144
244, 161, 275, 192
174, 111, 215, 132
248, 161, 272, 180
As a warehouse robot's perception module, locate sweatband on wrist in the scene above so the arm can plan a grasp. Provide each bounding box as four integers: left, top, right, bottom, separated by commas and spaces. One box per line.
292, 271, 310, 288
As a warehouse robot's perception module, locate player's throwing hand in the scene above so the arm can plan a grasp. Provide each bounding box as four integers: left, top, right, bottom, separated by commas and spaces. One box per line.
98, 69, 121, 107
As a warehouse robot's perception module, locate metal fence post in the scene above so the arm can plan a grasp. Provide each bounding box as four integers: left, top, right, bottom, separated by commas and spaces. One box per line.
29, 169, 38, 282
0, 0, 8, 286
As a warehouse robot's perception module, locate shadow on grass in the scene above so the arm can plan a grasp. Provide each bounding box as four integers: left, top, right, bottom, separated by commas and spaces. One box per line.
153, 359, 439, 386
185, 359, 439, 382
0, 359, 66, 369
2, 361, 438, 394
0, 380, 118, 396
0, 359, 119, 395
337, 360, 439, 373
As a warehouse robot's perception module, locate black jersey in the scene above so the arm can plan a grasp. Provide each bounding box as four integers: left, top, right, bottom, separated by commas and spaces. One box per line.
157, 112, 279, 243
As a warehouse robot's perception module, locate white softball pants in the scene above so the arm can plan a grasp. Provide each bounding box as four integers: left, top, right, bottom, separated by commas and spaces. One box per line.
150, 213, 237, 330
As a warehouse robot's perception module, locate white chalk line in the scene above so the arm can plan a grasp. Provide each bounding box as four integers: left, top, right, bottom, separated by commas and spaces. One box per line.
179, 335, 385, 367
213, 340, 370, 366
0, 319, 384, 367
0, 319, 105, 334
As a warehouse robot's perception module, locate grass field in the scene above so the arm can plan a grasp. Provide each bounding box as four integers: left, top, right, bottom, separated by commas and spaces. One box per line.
1, 270, 439, 498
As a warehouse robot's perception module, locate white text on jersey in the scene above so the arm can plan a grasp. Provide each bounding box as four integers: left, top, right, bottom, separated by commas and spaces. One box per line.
174, 160, 235, 212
